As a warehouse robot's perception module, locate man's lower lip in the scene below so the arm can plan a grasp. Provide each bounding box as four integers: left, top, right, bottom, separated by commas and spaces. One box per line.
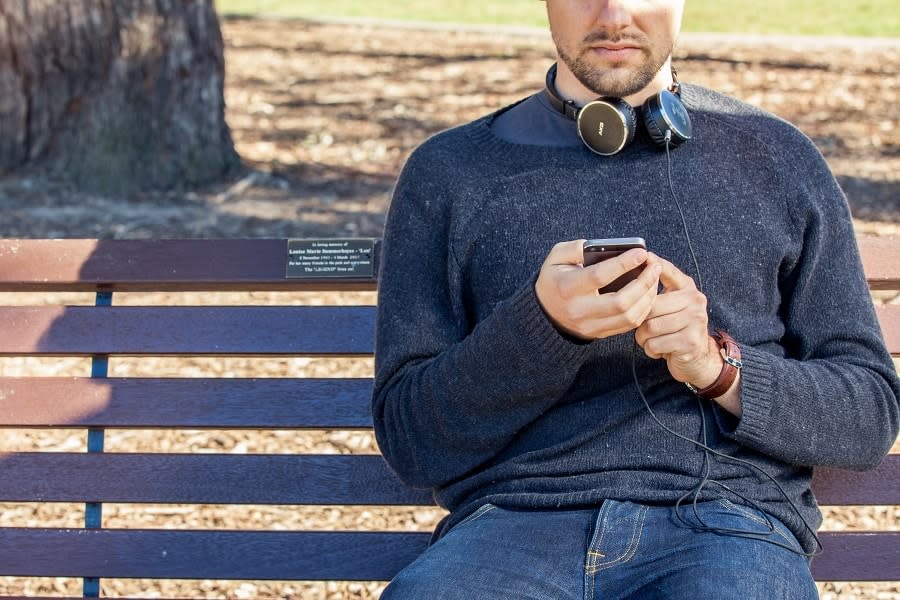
591, 47, 640, 59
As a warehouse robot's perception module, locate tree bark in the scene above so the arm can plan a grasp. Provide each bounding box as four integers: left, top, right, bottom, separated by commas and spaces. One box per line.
0, 0, 239, 194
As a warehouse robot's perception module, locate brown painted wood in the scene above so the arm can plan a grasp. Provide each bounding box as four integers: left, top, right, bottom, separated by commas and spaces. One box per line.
857, 236, 900, 290
811, 456, 900, 505
0, 451, 892, 507
0, 303, 891, 357
0, 528, 431, 581
0, 235, 896, 590
812, 532, 900, 581
0, 236, 892, 291
0, 528, 893, 582
0, 377, 373, 428
0, 239, 379, 291
0, 306, 375, 355
0, 453, 434, 505
876, 305, 900, 356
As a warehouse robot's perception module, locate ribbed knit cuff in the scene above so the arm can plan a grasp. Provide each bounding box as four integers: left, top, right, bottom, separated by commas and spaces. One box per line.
502, 274, 594, 371
730, 344, 777, 444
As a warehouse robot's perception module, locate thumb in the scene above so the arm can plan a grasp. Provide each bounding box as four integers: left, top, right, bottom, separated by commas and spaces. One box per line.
657, 255, 696, 291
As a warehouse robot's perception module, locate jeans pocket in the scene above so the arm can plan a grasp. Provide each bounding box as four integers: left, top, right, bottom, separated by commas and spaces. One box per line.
712, 499, 803, 553
450, 502, 498, 533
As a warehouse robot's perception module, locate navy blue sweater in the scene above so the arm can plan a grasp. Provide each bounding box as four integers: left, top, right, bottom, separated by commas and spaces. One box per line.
372, 83, 900, 553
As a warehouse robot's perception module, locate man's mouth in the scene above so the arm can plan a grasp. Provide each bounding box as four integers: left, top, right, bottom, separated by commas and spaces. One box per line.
591, 43, 639, 51
587, 44, 642, 60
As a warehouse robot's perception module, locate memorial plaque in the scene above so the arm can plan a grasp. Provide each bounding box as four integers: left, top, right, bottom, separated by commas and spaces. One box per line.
286, 239, 375, 279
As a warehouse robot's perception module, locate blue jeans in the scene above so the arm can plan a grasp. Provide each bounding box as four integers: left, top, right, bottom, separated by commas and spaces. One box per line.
380, 500, 818, 599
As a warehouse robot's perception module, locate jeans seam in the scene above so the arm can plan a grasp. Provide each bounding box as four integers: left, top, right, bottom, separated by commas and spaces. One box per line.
583, 503, 609, 600
586, 504, 649, 575
585, 503, 609, 571
718, 499, 799, 550
451, 502, 497, 532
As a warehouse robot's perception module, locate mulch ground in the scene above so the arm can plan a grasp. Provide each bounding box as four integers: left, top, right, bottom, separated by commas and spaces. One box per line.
0, 18, 897, 238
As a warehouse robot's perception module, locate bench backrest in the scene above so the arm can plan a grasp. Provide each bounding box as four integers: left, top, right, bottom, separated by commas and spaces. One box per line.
0, 237, 897, 595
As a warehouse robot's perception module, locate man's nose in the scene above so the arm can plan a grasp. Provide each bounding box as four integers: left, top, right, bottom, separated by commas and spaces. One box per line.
594, 0, 634, 28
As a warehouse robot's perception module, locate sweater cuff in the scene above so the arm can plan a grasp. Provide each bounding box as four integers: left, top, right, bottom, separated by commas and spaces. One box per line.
729, 344, 777, 443
503, 275, 594, 370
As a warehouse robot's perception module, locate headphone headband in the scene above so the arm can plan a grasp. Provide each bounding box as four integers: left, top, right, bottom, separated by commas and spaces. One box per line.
545, 63, 580, 120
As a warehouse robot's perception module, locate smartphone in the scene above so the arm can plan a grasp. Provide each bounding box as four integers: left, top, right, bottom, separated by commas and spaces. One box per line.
583, 237, 647, 294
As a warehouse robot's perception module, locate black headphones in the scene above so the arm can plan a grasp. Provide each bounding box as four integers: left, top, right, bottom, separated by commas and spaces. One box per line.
544, 63, 692, 156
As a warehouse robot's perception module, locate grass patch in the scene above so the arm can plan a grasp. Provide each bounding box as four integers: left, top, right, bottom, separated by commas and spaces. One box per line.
216, 0, 899, 37
685, 0, 898, 37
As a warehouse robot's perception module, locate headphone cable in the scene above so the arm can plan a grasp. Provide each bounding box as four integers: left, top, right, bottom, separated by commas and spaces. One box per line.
631, 135, 825, 558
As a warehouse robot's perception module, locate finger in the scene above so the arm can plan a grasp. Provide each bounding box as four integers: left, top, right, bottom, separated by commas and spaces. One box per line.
581, 295, 657, 337
540, 240, 593, 302
580, 247, 649, 295
636, 308, 698, 357
562, 268, 658, 338
593, 260, 661, 320
638, 310, 692, 345
640, 330, 688, 359
655, 255, 697, 292
615, 255, 662, 298
589, 277, 659, 335
645, 285, 693, 320
637, 298, 712, 357
642, 328, 713, 365
544, 239, 588, 266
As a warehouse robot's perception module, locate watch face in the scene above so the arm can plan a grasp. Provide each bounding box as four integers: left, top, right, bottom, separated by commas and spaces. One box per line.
659, 90, 692, 139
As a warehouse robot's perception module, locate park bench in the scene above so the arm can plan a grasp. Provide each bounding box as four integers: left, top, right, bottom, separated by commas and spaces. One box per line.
0, 236, 897, 598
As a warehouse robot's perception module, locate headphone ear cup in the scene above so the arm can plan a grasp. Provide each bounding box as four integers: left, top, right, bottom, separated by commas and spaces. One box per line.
643, 90, 693, 148
642, 102, 669, 147
576, 97, 637, 156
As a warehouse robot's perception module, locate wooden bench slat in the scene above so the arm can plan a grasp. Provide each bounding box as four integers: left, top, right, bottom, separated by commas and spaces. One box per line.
0, 453, 434, 505
811, 456, 900, 505
0, 377, 373, 428
0, 528, 431, 581
812, 532, 900, 581
875, 305, 900, 356
0, 236, 893, 292
0, 452, 894, 506
0, 306, 375, 355
0, 377, 895, 505
0, 528, 893, 582
0, 239, 380, 292
0, 235, 896, 591
1, 304, 893, 357
857, 236, 900, 290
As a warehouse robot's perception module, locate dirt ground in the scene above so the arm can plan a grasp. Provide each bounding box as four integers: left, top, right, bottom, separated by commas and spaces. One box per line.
0, 16, 898, 600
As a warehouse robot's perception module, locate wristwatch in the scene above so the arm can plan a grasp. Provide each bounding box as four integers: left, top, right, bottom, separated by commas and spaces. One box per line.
686, 329, 742, 400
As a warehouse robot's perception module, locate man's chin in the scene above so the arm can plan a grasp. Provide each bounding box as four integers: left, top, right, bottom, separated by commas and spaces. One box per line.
570, 55, 655, 98
580, 71, 649, 99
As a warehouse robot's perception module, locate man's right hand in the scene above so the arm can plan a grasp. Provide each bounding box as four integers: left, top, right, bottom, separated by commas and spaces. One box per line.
534, 239, 662, 341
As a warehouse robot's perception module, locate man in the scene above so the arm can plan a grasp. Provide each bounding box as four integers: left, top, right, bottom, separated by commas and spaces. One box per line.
372, 1, 900, 598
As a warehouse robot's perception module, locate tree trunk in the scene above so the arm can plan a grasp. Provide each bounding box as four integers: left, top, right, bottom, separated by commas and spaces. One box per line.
0, 0, 239, 195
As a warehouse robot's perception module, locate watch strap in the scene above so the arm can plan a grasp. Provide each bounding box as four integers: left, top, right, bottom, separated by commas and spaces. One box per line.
686, 329, 742, 400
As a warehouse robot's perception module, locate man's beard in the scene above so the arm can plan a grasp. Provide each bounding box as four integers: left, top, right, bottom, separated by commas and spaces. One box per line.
555, 32, 672, 98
